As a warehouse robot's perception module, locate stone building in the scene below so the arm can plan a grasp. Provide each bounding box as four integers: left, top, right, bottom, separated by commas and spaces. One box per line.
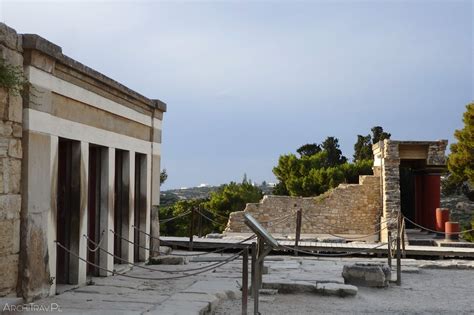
226, 140, 448, 243
0, 23, 165, 301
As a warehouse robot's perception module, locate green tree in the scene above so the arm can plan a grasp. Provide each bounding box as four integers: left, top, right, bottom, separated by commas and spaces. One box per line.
160, 169, 168, 186
447, 103, 474, 199
371, 126, 391, 144
353, 134, 373, 161
321, 137, 347, 166
296, 143, 321, 157
205, 182, 263, 231
159, 199, 211, 236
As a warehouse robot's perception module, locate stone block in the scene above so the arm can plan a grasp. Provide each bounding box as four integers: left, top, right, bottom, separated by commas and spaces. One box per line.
8, 94, 22, 123
0, 87, 7, 119
315, 282, 358, 297
159, 246, 172, 255
12, 123, 21, 138
0, 138, 8, 157
0, 254, 18, 297
2, 159, 21, 194
8, 139, 21, 158
148, 255, 188, 265
0, 194, 21, 220
342, 263, 391, 288
0, 121, 12, 136
0, 219, 16, 255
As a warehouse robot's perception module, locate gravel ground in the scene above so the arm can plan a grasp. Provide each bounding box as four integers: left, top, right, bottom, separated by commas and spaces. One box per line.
215, 267, 473, 314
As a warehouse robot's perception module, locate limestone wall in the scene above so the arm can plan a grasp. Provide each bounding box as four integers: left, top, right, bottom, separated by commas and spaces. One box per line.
0, 24, 23, 297
225, 176, 381, 236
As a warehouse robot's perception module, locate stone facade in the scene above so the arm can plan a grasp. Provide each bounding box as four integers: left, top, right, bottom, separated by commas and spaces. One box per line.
225, 176, 381, 237
0, 24, 23, 297
373, 139, 448, 241
0, 23, 166, 301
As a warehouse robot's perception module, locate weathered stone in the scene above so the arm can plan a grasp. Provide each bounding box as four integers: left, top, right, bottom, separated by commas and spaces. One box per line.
159, 246, 172, 255
0, 194, 21, 220
12, 123, 21, 138
315, 282, 358, 297
0, 138, 8, 157
206, 233, 224, 239
8, 94, 22, 123
0, 87, 7, 119
148, 255, 188, 265
0, 121, 12, 136
8, 139, 22, 158
259, 288, 278, 295
3, 158, 21, 194
225, 176, 381, 236
0, 254, 18, 297
0, 219, 18, 255
342, 263, 391, 288
262, 280, 316, 293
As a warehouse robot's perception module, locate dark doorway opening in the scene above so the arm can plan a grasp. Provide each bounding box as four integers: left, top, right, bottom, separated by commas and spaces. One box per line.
87, 145, 105, 276
134, 153, 147, 262
56, 139, 81, 285
114, 150, 130, 264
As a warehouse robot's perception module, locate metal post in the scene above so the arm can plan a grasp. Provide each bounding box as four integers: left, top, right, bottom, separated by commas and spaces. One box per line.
242, 247, 249, 315
295, 209, 302, 256
396, 214, 401, 286
189, 207, 195, 251
251, 242, 258, 315
387, 230, 392, 268
257, 237, 265, 289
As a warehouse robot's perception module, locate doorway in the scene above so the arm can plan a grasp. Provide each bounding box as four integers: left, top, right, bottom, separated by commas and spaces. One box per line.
114, 150, 130, 264
56, 139, 81, 285
134, 153, 147, 262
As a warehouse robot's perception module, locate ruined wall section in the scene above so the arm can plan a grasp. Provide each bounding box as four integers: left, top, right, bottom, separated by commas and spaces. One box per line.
0, 24, 23, 297
225, 176, 381, 236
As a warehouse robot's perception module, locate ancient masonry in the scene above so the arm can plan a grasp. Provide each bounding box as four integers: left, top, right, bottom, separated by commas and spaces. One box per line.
226, 140, 448, 242
226, 176, 381, 236
0, 23, 166, 301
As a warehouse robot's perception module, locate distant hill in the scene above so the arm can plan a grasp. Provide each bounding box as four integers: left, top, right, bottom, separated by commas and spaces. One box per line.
160, 184, 274, 206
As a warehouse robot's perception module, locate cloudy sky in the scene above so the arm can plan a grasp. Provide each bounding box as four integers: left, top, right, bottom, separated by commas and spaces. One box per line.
1, 0, 472, 189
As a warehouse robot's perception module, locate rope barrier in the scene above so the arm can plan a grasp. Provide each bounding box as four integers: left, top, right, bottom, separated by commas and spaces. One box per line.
159, 211, 192, 224
55, 240, 243, 281
196, 209, 222, 226
403, 215, 474, 235
117, 228, 256, 256
84, 235, 242, 273
83, 230, 105, 252
278, 242, 389, 257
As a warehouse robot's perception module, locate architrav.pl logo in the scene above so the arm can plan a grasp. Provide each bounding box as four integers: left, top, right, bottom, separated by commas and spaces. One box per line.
3, 302, 62, 312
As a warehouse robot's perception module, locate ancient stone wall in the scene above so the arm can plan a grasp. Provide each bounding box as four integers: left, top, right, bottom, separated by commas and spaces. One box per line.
0, 24, 23, 297
225, 176, 381, 237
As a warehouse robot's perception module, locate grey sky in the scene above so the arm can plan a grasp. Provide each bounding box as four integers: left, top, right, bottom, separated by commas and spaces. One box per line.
1, 0, 472, 189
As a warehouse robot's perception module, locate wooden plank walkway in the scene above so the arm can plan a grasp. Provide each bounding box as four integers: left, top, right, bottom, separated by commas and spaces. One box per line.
160, 236, 474, 258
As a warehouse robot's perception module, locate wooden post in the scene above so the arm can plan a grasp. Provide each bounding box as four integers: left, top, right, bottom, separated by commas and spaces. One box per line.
251, 242, 258, 315
189, 207, 195, 251
242, 247, 248, 315
387, 230, 392, 268
295, 209, 302, 256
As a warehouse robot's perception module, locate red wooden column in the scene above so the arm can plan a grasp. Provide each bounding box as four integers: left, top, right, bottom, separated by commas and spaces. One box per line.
422, 175, 441, 230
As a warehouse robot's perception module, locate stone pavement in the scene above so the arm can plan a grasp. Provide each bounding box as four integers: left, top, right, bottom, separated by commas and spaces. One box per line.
3, 252, 473, 315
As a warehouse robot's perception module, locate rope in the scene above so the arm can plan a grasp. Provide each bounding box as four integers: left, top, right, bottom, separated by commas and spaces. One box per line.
403, 216, 474, 235
85, 236, 242, 273
278, 242, 389, 257
160, 211, 191, 224
132, 225, 256, 256
116, 228, 255, 255
83, 230, 105, 252
55, 240, 243, 281
196, 209, 222, 225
